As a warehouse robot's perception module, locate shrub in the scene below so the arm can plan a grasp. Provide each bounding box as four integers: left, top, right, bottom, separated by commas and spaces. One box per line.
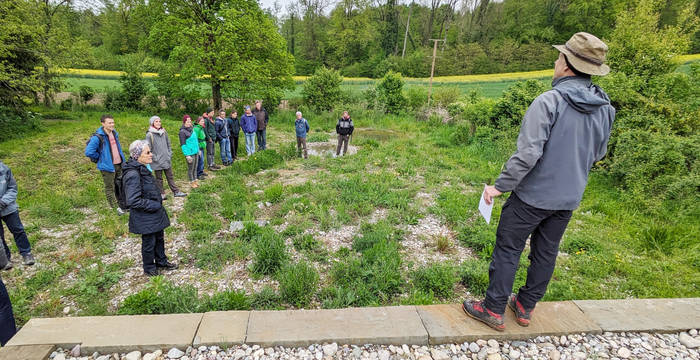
405, 87, 428, 110
119, 55, 149, 110
251, 230, 288, 276
363, 86, 378, 109
432, 87, 461, 107
263, 183, 284, 203
412, 263, 458, 299
459, 260, 490, 296
0, 108, 41, 141
78, 85, 95, 104
202, 289, 251, 311
278, 261, 319, 307
376, 71, 406, 114
59, 98, 73, 111
302, 67, 343, 111
491, 80, 548, 129
119, 277, 200, 315
103, 87, 126, 111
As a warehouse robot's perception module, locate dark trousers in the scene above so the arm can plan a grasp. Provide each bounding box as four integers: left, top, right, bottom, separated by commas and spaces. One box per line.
296, 137, 308, 158
100, 163, 122, 209
197, 149, 205, 177
230, 136, 239, 160
256, 129, 266, 150
0, 278, 16, 346
141, 230, 167, 272
336, 135, 350, 155
1, 211, 31, 260
153, 167, 180, 195
206, 141, 216, 168
484, 193, 572, 314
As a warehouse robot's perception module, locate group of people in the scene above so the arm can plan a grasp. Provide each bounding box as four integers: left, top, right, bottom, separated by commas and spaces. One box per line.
0, 31, 613, 344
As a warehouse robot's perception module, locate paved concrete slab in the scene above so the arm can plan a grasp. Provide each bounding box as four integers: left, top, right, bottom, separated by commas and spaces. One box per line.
193, 311, 249, 346
6, 314, 203, 354
0, 344, 54, 360
246, 306, 428, 347
417, 301, 602, 344
574, 298, 700, 332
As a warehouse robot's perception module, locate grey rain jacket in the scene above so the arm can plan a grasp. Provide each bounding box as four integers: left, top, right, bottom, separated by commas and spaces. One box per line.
494, 76, 615, 210
0, 161, 19, 217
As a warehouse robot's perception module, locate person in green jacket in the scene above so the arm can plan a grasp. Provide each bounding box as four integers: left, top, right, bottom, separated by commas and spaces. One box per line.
194, 116, 207, 180
178, 115, 200, 188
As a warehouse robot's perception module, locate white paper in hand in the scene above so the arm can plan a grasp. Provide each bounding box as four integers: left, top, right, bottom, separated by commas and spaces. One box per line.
478, 185, 493, 224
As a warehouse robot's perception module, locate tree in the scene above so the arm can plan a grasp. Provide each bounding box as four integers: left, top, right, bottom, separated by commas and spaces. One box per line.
302, 66, 343, 111
0, 0, 41, 108
147, 0, 295, 110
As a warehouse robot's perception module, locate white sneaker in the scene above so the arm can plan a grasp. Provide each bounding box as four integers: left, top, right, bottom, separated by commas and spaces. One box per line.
117, 207, 126, 216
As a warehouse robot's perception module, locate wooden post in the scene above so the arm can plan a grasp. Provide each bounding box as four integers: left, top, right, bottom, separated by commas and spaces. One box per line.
402, 2, 413, 58
427, 39, 444, 107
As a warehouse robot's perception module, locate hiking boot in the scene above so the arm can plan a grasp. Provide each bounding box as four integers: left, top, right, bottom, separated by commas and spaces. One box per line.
161, 193, 168, 200
462, 300, 505, 331
174, 191, 187, 197
211, 164, 221, 170
2, 262, 12, 271
117, 207, 126, 216
144, 268, 159, 277
156, 262, 178, 271
508, 293, 533, 327
22, 253, 36, 266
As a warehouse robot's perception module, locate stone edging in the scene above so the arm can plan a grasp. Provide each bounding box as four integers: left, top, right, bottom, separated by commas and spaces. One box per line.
1, 298, 698, 358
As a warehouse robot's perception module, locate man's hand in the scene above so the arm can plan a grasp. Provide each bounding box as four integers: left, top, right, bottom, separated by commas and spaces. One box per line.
483, 185, 503, 205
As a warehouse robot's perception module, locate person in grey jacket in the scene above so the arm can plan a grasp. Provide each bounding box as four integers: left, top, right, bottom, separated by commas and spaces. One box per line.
0, 160, 35, 268
462, 32, 615, 331
146, 116, 186, 199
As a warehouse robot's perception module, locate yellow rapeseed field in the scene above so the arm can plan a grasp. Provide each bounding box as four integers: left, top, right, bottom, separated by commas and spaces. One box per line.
61, 53, 700, 84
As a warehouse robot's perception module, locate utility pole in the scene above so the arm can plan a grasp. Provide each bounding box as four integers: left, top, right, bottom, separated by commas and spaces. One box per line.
402, 1, 413, 58
427, 39, 444, 106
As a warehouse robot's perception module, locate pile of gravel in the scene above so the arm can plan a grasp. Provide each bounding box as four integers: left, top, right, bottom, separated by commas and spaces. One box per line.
49, 329, 700, 360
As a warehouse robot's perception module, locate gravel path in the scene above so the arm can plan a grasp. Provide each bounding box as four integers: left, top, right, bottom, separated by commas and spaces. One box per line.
49, 329, 700, 360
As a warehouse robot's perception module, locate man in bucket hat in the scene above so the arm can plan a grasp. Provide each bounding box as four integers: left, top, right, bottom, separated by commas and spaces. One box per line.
462, 32, 615, 331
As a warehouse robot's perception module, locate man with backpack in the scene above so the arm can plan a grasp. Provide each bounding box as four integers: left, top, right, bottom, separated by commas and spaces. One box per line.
336, 111, 354, 156
85, 114, 127, 215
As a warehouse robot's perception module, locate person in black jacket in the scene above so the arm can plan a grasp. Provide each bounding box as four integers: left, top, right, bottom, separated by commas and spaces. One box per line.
227, 111, 240, 161
122, 140, 178, 277
253, 101, 269, 150
0, 250, 16, 346
336, 111, 354, 156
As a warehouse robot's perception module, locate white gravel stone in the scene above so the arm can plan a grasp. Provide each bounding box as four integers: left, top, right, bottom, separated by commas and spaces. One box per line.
53, 355, 66, 360
124, 351, 142, 360
486, 339, 499, 349
690, 329, 698, 336
167, 348, 185, 359
468, 343, 480, 353
617, 347, 631, 358
680, 332, 700, 348
431, 348, 450, 360
508, 349, 520, 359
485, 353, 501, 360
323, 343, 339, 356
549, 349, 561, 360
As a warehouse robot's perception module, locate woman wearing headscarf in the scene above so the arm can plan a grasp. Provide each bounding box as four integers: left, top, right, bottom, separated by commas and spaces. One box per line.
146, 115, 186, 199
123, 140, 178, 277
178, 115, 200, 189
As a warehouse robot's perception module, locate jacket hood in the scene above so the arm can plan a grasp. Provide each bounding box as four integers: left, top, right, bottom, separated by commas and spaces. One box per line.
122, 158, 144, 172
96, 127, 118, 136
552, 76, 610, 114
148, 127, 165, 135
180, 124, 193, 133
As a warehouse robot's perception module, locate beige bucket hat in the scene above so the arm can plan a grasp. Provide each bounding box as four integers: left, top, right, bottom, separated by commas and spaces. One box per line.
553, 32, 610, 76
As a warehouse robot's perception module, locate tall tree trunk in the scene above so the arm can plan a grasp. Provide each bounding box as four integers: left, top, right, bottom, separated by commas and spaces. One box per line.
212, 79, 222, 111
43, 64, 51, 107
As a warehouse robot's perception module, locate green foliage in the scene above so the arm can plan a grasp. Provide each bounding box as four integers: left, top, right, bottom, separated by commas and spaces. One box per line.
119, 55, 148, 110
376, 71, 406, 114
307, 133, 330, 143
0, 107, 41, 141
491, 79, 549, 129
352, 221, 403, 253
302, 67, 344, 111
457, 224, 495, 259
232, 150, 283, 175
404, 87, 428, 110
202, 289, 251, 311
251, 286, 282, 310
78, 85, 95, 104
278, 261, 319, 307
119, 277, 200, 315
432, 87, 461, 107
251, 229, 288, 276
459, 260, 490, 296
412, 263, 458, 299
263, 183, 284, 203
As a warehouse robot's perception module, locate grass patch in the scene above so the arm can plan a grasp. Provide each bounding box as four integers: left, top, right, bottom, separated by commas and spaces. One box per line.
412, 263, 458, 299
278, 261, 319, 307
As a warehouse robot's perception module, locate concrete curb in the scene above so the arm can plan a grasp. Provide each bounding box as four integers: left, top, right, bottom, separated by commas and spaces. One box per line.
2, 298, 699, 357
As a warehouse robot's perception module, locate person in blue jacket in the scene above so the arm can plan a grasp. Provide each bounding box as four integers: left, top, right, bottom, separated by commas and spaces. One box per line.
84, 114, 127, 216
240, 106, 258, 156
294, 111, 310, 159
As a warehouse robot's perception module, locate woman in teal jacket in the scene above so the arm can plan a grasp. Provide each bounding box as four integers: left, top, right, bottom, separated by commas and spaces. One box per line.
178, 115, 200, 188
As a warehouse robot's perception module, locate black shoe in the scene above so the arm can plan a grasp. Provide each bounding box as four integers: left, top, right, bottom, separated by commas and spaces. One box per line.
144, 268, 159, 277
462, 300, 505, 331
198, 176, 206, 180
156, 262, 178, 270
2, 262, 12, 271
508, 293, 533, 327
22, 253, 35, 266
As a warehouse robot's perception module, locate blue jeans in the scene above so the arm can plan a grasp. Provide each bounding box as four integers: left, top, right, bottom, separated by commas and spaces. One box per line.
1, 210, 31, 259
256, 129, 266, 150
197, 149, 205, 177
220, 138, 232, 163
245, 133, 256, 155
0, 278, 16, 346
